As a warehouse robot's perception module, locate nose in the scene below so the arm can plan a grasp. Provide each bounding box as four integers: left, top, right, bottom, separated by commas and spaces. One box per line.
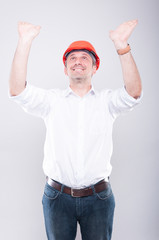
75, 57, 82, 65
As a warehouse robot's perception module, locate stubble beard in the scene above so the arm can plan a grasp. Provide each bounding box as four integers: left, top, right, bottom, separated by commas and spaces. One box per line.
70, 75, 88, 83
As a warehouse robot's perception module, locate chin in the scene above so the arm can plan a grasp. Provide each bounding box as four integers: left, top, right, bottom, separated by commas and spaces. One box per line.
71, 73, 85, 78
71, 76, 85, 81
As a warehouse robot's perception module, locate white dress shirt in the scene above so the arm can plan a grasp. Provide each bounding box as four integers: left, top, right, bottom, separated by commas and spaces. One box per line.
9, 83, 142, 188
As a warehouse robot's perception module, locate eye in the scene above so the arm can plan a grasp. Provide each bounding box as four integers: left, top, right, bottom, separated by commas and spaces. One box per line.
82, 56, 87, 59
70, 57, 75, 60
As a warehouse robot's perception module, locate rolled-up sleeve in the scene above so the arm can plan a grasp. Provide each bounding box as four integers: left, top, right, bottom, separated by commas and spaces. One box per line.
104, 86, 143, 119
8, 83, 56, 119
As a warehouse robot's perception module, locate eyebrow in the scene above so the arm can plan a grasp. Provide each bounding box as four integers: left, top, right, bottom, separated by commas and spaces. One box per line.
69, 53, 89, 57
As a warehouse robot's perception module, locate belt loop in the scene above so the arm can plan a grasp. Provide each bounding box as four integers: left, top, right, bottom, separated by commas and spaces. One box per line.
90, 184, 96, 194
61, 184, 65, 193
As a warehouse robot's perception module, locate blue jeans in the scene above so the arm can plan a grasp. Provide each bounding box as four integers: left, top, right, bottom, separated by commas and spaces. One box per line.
42, 180, 115, 240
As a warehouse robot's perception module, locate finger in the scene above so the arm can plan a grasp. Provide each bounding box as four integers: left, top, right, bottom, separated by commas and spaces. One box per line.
131, 22, 138, 31
127, 19, 138, 26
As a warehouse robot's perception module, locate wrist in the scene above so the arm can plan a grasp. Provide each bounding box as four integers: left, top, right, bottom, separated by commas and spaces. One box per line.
117, 44, 131, 55
17, 38, 33, 54
18, 37, 33, 46
113, 40, 128, 50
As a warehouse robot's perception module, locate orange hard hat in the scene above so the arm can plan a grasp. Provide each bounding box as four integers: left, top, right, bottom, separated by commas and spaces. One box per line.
63, 40, 100, 70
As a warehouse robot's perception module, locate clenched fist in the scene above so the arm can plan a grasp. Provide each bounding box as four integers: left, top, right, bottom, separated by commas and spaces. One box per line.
18, 22, 41, 43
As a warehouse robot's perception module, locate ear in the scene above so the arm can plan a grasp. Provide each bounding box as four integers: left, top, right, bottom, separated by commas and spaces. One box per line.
64, 66, 68, 76
92, 65, 97, 75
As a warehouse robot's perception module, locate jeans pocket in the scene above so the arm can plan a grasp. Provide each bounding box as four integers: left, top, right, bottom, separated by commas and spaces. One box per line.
95, 183, 113, 200
43, 183, 60, 200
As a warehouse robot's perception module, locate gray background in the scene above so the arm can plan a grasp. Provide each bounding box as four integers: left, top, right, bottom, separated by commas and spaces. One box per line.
0, 0, 158, 239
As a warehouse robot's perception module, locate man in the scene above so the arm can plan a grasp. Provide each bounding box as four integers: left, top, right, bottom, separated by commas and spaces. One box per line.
9, 20, 142, 240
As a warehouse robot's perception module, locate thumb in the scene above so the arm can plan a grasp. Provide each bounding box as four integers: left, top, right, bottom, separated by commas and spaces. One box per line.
35, 25, 41, 30
109, 30, 113, 34
109, 30, 114, 38
109, 30, 114, 36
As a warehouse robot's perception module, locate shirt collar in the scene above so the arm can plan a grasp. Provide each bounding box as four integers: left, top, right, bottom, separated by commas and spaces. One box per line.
63, 84, 96, 97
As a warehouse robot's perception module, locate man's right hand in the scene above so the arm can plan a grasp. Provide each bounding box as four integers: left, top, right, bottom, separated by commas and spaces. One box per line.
18, 22, 41, 43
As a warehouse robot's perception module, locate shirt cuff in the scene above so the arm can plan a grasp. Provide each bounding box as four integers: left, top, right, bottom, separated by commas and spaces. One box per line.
122, 86, 143, 104
8, 83, 32, 101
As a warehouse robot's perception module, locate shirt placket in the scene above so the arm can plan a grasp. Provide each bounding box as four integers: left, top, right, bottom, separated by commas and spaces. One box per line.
75, 97, 85, 184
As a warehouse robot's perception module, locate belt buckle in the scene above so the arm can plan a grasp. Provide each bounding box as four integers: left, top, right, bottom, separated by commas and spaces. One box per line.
71, 188, 81, 197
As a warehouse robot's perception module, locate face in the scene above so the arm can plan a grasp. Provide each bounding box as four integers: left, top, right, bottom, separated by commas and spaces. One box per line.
64, 51, 97, 81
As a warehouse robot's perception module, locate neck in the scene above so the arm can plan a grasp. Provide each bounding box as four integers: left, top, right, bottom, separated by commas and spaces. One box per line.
69, 79, 92, 97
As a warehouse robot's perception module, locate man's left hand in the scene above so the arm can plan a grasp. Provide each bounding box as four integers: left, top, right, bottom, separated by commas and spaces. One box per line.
109, 19, 138, 49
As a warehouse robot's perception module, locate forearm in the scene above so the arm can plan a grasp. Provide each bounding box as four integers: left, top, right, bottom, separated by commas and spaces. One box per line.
9, 39, 32, 96
119, 51, 142, 99
9, 22, 41, 96
109, 20, 142, 99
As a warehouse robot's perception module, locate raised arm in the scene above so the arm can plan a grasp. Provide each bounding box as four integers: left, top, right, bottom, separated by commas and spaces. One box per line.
9, 22, 41, 96
109, 19, 142, 99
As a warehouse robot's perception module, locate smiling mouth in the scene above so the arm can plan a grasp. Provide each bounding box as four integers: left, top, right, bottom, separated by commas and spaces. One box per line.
72, 68, 85, 71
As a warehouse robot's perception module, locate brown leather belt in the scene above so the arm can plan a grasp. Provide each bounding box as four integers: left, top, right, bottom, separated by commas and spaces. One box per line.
46, 177, 109, 197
